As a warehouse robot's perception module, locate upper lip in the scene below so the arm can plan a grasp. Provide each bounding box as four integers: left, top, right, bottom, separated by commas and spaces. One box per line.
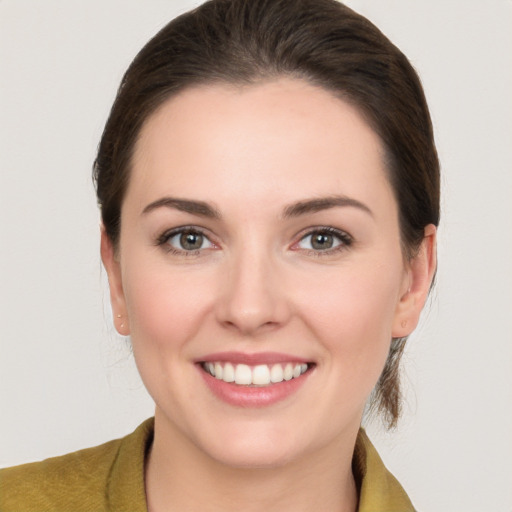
195, 351, 312, 365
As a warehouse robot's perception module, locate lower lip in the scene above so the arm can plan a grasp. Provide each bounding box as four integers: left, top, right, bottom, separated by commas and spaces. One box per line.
197, 365, 312, 408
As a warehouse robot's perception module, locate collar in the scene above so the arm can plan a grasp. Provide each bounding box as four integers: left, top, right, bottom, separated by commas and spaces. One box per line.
107, 418, 415, 511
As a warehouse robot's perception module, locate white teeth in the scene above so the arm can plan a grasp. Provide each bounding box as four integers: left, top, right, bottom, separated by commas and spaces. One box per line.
252, 365, 271, 386
283, 363, 293, 381
223, 362, 235, 382
270, 364, 284, 383
234, 364, 252, 385
205, 361, 309, 386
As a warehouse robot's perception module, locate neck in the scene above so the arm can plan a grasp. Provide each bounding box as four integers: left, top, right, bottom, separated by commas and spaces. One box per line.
145, 410, 359, 512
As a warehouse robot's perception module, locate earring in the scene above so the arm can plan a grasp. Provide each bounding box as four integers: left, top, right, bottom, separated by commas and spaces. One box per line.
116, 314, 126, 331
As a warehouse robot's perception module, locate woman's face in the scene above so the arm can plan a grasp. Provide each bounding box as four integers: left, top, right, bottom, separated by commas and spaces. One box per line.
103, 78, 431, 468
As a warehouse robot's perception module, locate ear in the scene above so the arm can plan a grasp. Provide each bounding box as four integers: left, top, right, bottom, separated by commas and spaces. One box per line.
100, 225, 130, 336
392, 224, 437, 338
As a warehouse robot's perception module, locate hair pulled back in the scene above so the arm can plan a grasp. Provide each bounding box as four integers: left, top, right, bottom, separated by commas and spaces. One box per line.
93, 0, 440, 428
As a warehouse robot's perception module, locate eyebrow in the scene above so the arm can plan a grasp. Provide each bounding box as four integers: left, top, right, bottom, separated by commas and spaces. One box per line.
142, 194, 372, 220
142, 197, 221, 219
282, 195, 373, 218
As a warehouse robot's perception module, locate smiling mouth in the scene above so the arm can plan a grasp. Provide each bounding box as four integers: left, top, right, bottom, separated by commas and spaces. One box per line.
200, 361, 312, 386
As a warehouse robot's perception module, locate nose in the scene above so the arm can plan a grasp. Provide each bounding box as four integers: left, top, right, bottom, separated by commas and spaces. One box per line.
215, 246, 291, 336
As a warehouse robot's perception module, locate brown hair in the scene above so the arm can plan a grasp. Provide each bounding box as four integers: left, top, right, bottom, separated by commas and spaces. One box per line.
93, 0, 440, 428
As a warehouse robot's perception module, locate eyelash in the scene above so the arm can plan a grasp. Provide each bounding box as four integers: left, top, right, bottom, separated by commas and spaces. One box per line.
156, 226, 215, 256
291, 227, 353, 257
155, 226, 353, 257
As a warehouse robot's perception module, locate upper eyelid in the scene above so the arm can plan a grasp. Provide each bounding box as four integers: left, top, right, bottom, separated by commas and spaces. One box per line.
294, 226, 352, 241
161, 225, 209, 235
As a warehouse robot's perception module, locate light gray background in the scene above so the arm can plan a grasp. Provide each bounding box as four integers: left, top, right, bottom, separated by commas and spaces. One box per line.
1, 1, 511, 510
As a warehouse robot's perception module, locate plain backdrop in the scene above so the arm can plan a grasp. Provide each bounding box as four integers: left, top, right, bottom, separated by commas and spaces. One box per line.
1, 1, 511, 510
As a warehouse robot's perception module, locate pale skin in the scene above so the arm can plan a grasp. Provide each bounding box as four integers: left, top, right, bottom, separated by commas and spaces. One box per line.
101, 78, 437, 512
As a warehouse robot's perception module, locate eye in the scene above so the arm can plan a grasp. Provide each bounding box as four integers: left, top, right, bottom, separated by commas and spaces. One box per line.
295, 228, 352, 253
158, 227, 214, 253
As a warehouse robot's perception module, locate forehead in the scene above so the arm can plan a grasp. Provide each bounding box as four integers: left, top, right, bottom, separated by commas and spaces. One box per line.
128, 78, 394, 213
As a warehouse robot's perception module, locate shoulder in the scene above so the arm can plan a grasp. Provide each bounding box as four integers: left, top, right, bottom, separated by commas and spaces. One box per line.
0, 438, 121, 511
0, 438, 123, 512
0, 418, 153, 512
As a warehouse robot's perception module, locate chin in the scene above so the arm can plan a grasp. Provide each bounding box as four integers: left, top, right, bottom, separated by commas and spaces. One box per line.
207, 441, 298, 470
193, 419, 306, 469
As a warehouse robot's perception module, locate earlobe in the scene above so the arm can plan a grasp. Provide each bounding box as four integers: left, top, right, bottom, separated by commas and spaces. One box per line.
392, 224, 437, 338
100, 226, 131, 336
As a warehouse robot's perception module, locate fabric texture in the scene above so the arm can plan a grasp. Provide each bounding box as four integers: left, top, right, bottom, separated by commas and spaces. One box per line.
0, 418, 415, 511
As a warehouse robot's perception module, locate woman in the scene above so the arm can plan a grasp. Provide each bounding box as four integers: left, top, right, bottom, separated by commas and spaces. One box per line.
0, 0, 438, 510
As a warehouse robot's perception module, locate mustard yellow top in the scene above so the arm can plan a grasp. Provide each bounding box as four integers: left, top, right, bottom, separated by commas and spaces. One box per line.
0, 418, 415, 511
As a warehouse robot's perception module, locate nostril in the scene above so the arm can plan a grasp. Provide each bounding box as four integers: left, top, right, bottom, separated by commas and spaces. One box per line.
220, 318, 281, 336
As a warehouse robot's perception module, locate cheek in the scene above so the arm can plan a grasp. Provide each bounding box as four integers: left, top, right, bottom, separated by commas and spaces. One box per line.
297, 257, 404, 380
122, 259, 215, 351
120, 259, 219, 409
